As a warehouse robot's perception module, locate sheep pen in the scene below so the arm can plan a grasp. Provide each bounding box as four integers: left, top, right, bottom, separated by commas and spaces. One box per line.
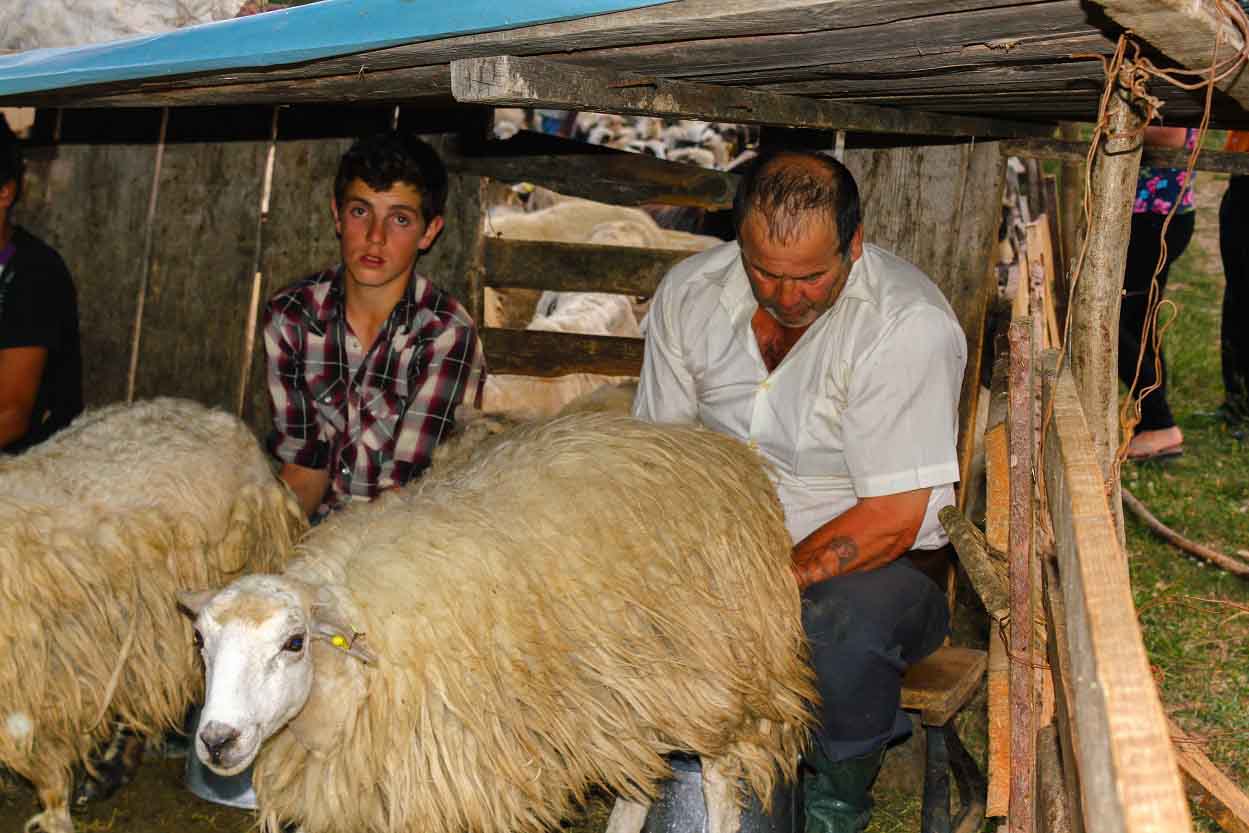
0, 397, 306, 833
182, 412, 816, 833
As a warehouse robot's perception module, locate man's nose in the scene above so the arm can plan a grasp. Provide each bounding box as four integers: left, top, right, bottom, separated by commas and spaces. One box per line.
777, 279, 802, 307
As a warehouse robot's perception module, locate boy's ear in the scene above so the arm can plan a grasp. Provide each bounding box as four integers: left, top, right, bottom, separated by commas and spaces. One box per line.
330, 197, 343, 237
419, 215, 444, 251
0, 179, 16, 215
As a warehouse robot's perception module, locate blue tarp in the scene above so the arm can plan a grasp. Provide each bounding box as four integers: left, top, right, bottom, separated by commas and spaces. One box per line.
0, 0, 667, 96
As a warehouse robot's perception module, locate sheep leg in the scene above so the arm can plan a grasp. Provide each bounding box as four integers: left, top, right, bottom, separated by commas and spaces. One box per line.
25, 772, 74, 833
701, 758, 742, 833
604, 797, 650, 833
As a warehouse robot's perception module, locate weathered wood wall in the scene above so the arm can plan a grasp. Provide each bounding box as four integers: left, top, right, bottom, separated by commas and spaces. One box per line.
12, 114, 1001, 454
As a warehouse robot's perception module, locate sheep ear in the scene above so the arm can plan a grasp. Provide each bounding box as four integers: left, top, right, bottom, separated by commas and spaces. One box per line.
310, 606, 378, 666
177, 589, 218, 618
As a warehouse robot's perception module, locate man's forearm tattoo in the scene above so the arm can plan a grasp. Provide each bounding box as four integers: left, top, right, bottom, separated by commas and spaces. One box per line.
794, 536, 859, 588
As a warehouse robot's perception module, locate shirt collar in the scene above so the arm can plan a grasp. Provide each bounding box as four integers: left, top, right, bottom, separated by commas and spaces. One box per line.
312, 266, 430, 334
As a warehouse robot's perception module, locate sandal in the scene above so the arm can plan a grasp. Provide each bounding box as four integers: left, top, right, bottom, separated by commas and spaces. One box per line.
1127, 442, 1185, 463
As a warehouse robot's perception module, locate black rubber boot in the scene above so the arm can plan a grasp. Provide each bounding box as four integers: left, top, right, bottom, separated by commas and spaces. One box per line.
802, 745, 885, 833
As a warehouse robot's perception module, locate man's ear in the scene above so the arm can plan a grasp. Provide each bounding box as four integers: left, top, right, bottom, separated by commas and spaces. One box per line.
849, 223, 864, 263
418, 215, 444, 252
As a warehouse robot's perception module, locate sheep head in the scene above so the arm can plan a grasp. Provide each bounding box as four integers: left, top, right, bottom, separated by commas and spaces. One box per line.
178, 575, 375, 776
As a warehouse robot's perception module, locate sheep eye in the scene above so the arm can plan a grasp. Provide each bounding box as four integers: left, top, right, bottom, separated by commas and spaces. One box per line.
192, 630, 203, 650
283, 635, 305, 653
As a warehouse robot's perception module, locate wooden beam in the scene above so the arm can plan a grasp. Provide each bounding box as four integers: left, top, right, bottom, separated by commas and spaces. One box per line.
1095, 0, 1249, 113
1069, 65, 1146, 547
1008, 317, 1037, 833
450, 55, 1055, 140
1041, 357, 1192, 833
483, 238, 688, 297
480, 328, 642, 377
1003, 139, 1249, 176
1042, 558, 1086, 833
1170, 719, 1249, 833
448, 130, 740, 210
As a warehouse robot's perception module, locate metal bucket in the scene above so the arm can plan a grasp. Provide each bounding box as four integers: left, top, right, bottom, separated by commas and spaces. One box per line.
183, 704, 258, 810
641, 755, 802, 833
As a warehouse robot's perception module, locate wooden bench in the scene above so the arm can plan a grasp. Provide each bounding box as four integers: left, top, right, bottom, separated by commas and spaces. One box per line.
901, 644, 988, 833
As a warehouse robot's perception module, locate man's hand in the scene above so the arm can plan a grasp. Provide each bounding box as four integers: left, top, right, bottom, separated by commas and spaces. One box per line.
790, 488, 932, 590
278, 462, 331, 520
0, 346, 47, 449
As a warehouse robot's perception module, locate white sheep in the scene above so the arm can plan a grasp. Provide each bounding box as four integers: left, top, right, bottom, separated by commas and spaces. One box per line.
0, 397, 306, 833
181, 413, 816, 833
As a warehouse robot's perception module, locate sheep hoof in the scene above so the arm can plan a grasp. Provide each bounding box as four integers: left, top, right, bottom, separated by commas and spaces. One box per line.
25, 808, 74, 833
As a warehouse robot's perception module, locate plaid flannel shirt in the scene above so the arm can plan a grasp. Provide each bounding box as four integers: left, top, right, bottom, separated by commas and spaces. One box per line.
264, 267, 485, 521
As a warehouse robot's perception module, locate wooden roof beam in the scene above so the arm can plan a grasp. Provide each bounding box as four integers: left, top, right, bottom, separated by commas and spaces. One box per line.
1096, 0, 1249, 112
450, 54, 1056, 141
1003, 137, 1249, 174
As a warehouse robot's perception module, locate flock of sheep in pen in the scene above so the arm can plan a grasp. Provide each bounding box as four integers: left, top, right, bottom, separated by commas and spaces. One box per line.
0, 115, 811, 833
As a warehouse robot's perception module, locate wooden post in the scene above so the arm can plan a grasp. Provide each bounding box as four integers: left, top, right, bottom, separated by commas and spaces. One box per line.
1058, 122, 1085, 287
1008, 317, 1037, 833
1068, 66, 1145, 547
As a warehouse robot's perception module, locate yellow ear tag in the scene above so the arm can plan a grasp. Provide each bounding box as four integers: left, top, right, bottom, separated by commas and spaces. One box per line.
331, 635, 349, 650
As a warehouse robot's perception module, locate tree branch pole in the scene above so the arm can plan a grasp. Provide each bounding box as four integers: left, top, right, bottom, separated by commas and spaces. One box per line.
1008, 317, 1037, 833
1069, 63, 1147, 548
1121, 488, 1249, 577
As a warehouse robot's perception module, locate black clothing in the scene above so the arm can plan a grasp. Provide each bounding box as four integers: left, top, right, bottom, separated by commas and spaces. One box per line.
1219, 177, 1249, 422
1119, 211, 1196, 432
800, 556, 950, 763
0, 225, 83, 452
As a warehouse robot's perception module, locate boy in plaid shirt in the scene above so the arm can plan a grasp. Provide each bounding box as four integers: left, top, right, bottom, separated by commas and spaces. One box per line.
264, 132, 485, 522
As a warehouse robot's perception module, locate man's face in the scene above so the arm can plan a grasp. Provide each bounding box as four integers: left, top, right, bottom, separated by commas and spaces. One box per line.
739, 212, 862, 329
332, 179, 443, 291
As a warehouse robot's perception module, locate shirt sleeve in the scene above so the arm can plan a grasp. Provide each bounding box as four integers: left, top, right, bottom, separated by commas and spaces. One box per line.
840, 304, 966, 498
263, 301, 330, 470
632, 275, 699, 424
389, 320, 486, 485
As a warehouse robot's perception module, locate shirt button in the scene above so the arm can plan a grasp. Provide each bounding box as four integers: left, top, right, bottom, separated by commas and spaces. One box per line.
758, 380, 771, 391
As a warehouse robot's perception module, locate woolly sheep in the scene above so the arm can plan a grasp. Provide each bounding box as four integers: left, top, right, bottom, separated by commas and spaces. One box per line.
0, 397, 306, 833
181, 413, 816, 833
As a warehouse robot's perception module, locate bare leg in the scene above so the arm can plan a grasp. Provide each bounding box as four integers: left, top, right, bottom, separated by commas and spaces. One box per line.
604, 797, 650, 833
26, 771, 75, 833
701, 758, 742, 833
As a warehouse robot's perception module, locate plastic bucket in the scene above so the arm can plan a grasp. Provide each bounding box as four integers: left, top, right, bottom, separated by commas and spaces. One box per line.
183, 704, 258, 810
641, 754, 801, 833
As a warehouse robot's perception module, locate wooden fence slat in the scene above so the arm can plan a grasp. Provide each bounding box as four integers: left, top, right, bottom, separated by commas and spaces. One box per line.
481, 328, 642, 377
1043, 558, 1086, 833
483, 237, 688, 297
1041, 356, 1191, 833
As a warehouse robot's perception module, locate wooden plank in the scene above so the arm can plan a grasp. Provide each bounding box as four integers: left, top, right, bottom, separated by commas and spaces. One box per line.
1095, 0, 1249, 113
16, 143, 154, 409
481, 328, 642, 377
1026, 218, 1062, 349
1041, 358, 1192, 833
484, 237, 688, 297
1007, 318, 1037, 833
900, 645, 987, 727
132, 139, 265, 410
1003, 139, 1249, 176
1170, 719, 1249, 833
451, 55, 1054, 140
1043, 557, 1086, 833
446, 130, 739, 210
988, 625, 1011, 817
1038, 725, 1076, 833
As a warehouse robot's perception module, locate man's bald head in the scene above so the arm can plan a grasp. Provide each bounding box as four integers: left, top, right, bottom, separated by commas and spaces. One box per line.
732, 151, 861, 257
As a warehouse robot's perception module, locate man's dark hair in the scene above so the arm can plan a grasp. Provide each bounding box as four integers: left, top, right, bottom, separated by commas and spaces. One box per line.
732, 150, 861, 255
334, 132, 447, 223
0, 115, 23, 205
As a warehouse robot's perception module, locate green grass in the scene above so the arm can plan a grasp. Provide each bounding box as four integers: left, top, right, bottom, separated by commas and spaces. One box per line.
1120, 174, 1249, 832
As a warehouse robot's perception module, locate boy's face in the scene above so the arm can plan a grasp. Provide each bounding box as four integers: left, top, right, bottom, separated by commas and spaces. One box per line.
332, 178, 443, 292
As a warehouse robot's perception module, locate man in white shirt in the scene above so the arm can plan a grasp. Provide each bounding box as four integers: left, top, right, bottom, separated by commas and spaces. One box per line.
633, 151, 966, 833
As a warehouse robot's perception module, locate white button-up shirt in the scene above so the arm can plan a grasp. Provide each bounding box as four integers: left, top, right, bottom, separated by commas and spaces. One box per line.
633, 240, 966, 548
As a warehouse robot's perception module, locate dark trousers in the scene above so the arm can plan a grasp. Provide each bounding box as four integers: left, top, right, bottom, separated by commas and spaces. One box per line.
1220, 177, 1249, 418
1119, 211, 1196, 432
800, 557, 950, 763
